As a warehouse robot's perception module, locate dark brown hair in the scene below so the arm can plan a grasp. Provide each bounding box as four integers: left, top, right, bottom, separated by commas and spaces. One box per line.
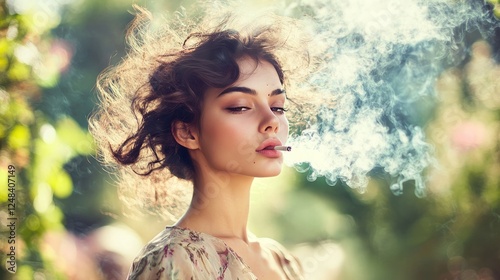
89, 5, 310, 216
113, 29, 286, 180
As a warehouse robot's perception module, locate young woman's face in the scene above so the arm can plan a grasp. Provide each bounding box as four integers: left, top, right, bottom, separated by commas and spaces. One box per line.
194, 57, 289, 177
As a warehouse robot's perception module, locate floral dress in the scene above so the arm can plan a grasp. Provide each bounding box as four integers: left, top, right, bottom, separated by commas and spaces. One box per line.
127, 226, 303, 280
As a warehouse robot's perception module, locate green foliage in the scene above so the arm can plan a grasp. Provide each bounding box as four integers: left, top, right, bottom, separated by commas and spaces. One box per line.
487, 0, 500, 19
0, 1, 94, 278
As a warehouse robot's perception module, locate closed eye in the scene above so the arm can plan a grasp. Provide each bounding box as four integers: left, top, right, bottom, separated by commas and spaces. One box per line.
226, 107, 251, 113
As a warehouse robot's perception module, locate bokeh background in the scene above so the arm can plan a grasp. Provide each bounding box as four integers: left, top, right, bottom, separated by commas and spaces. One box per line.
1, 0, 499, 279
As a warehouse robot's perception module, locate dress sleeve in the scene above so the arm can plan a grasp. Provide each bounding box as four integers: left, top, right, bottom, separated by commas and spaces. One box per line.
260, 238, 304, 280
126, 242, 219, 280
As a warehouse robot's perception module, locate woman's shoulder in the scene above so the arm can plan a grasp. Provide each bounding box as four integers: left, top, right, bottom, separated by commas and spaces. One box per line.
126, 226, 257, 280
258, 237, 304, 280
126, 226, 219, 280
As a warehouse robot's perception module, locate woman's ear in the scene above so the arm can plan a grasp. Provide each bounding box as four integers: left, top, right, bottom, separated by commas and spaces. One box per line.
172, 121, 200, 150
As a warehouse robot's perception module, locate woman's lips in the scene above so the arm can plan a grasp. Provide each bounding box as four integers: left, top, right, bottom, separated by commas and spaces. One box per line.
256, 138, 283, 158
256, 138, 283, 151
256, 148, 282, 158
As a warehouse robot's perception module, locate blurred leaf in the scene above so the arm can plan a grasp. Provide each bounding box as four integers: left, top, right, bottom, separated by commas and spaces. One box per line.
56, 117, 94, 155
0, 56, 7, 71
16, 265, 34, 280
3, 97, 34, 125
7, 124, 30, 149
0, 38, 12, 57
48, 168, 72, 198
26, 214, 41, 232
41, 205, 64, 230
33, 182, 53, 213
7, 60, 31, 81
0, 167, 7, 202
487, 0, 500, 19
36, 67, 60, 88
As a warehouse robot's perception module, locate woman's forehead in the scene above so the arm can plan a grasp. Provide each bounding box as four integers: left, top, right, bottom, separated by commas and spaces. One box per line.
202, 57, 281, 97
235, 57, 281, 84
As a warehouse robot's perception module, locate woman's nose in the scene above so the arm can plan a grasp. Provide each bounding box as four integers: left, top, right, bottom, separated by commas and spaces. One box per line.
259, 107, 280, 133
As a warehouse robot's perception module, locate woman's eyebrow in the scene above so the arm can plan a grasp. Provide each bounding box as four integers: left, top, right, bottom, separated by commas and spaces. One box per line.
217, 86, 285, 97
271, 88, 286, 96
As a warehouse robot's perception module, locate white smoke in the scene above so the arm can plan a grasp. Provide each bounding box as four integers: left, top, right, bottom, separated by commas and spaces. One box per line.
284, 0, 497, 196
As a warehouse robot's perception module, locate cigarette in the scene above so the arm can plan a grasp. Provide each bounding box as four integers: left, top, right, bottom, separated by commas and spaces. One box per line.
273, 146, 292, 151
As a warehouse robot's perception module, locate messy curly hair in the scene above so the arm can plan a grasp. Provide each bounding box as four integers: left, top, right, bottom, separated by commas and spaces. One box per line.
89, 4, 310, 218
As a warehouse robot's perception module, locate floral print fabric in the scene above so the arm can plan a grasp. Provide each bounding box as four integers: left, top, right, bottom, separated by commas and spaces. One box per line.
127, 226, 303, 280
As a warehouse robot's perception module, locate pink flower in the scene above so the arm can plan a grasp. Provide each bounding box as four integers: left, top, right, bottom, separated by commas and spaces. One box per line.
450, 121, 487, 151
49, 39, 73, 73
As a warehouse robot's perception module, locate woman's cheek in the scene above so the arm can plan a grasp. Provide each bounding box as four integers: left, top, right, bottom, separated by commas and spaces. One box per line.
280, 117, 289, 142
210, 121, 244, 151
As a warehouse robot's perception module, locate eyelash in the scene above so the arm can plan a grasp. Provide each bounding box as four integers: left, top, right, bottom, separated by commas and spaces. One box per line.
226, 107, 288, 114
271, 107, 288, 114
226, 107, 250, 113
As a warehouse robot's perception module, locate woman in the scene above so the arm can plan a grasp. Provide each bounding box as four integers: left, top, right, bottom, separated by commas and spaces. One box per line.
90, 4, 309, 280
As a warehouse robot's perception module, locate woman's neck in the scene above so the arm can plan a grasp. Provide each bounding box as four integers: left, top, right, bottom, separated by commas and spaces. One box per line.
175, 167, 254, 243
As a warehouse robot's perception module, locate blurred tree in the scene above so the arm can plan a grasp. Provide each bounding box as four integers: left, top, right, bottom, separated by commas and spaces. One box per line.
0, 0, 94, 278
39, 0, 136, 235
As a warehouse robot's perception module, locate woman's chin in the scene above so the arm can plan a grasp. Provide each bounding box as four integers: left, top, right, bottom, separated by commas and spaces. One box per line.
253, 164, 283, 177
